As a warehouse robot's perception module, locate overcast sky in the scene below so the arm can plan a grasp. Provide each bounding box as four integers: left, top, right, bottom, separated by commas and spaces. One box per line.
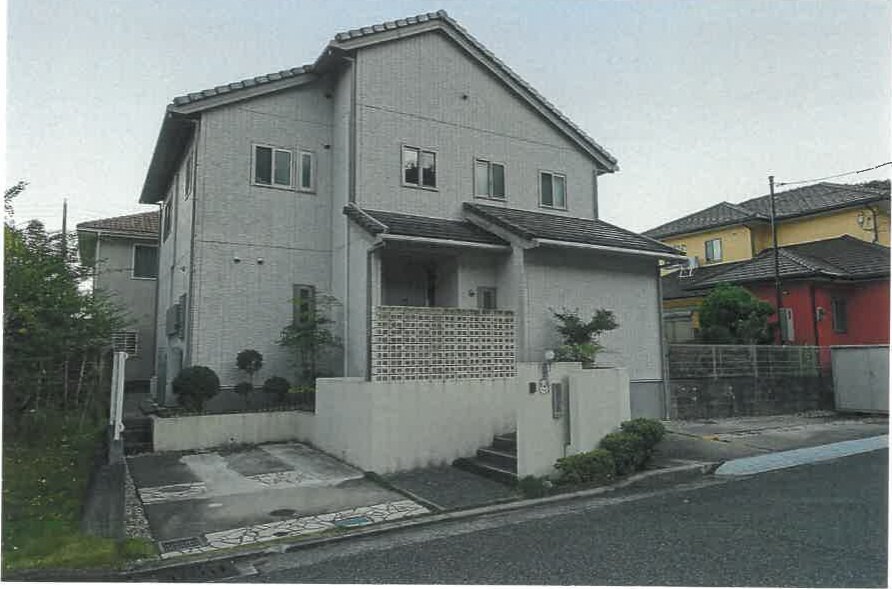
6, 0, 891, 233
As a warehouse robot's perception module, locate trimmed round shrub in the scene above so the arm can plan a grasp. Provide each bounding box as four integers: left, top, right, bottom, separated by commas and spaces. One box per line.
236, 349, 263, 377
599, 431, 647, 475
554, 448, 616, 485
263, 376, 291, 403
620, 418, 666, 448
172, 366, 220, 411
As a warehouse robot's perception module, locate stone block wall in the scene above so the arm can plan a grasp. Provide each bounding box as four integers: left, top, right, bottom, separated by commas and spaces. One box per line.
371, 306, 515, 381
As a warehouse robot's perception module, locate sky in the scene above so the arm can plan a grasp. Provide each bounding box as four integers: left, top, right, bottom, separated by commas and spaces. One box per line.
6, 0, 891, 233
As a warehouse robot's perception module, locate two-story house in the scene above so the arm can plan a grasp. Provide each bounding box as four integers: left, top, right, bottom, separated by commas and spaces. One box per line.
138, 10, 685, 417
645, 181, 890, 344
77, 211, 160, 384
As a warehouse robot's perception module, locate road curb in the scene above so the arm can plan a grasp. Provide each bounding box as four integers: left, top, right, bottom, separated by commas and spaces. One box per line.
123, 461, 716, 579
715, 434, 888, 476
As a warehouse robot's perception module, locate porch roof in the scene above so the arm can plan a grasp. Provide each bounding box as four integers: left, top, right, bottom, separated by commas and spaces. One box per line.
463, 202, 683, 257
344, 204, 509, 246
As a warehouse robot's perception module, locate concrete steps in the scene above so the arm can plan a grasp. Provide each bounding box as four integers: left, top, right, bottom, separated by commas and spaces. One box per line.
123, 417, 153, 455
454, 431, 517, 485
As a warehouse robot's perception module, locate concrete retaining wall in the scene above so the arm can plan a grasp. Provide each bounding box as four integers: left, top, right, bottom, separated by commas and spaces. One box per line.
832, 345, 889, 414
313, 376, 516, 473
151, 410, 316, 452
670, 376, 830, 420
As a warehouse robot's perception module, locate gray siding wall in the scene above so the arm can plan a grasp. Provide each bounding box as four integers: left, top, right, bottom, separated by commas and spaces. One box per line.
354, 32, 600, 220
523, 248, 663, 382
94, 236, 157, 381
188, 85, 336, 385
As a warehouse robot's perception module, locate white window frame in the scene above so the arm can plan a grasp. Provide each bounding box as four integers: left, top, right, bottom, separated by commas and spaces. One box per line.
297, 150, 316, 193
539, 170, 567, 210
111, 331, 139, 357
477, 286, 498, 309
184, 150, 195, 199
162, 197, 173, 242
252, 143, 294, 190
401, 145, 438, 191
831, 297, 848, 333
705, 238, 723, 263
474, 158, 506, 200
131, 244, 159, 280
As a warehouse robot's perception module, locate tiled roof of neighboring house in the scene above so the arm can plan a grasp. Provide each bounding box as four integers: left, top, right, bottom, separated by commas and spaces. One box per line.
463, 202, 683, 256
643, 182, 891, 240
644, 202, 764, 240
694, 235, 890, 287
344, 204, 509, 245
76, 211, 159, 238
661, 261, 747, 300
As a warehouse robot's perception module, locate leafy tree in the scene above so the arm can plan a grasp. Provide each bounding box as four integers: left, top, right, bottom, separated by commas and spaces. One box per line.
698, 284, 774, 344
552, 308, 619, 367
3, 183, 124, 419
278, 294, 341, 386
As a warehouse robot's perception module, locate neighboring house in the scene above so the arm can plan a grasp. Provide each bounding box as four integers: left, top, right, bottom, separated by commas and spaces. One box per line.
138, 10, 684, 415
646, 181, 891, 342
76, 211, 160, 383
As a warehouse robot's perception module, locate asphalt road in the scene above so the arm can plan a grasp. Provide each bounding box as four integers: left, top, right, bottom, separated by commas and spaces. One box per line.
249, 450, 888, 586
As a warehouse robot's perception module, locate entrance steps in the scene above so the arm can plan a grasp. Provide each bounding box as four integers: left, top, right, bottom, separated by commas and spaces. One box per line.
453, 431, 517, 485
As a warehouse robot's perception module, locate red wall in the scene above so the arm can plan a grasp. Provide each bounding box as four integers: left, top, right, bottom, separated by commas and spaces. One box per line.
747, 279, 889, 346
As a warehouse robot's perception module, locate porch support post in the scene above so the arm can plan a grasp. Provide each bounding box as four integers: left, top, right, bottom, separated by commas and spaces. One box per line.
366, 246, 383, 380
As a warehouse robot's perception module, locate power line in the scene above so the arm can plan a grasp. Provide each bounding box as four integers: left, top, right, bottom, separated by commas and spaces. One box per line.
775, 161, 892, 187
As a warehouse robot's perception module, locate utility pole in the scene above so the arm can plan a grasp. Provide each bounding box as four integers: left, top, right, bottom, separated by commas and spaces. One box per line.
769, 176, 783, 342
61, 198, 68, 260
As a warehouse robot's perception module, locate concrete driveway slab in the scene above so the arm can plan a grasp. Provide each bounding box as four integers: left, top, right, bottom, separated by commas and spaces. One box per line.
127, 442, 429, 559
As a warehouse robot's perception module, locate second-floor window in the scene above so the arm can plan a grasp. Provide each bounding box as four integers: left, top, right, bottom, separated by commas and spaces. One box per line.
540, 171, 566, 209
403, 146, 437, 189
475, 159, 505, 199
162, 197, 173, 241
705, 238, 722, 262
254, 145, 293, 188
132, 244, 159, 279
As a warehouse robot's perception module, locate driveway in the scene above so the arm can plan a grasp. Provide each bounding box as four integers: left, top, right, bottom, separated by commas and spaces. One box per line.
127, 442, 429, 559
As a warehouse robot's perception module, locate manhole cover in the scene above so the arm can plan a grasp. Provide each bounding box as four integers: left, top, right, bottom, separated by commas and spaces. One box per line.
158, 536, 207, 552
270, 508, 296, 517
334, 515, 372, 528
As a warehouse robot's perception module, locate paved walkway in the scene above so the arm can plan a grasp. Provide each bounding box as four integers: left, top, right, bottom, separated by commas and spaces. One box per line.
128, 442, 428, 559
715, 435, 888, 476
384, 465, 519, 510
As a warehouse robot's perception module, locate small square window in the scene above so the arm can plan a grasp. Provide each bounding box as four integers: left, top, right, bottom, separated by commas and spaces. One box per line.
474, 160, 505, 199
477, 287, 497, 309
705, 238, 723, 262
254, 145, 293, 188
133, 244, 158, 279
402, 146, 437, 189
540, 171, 567, 209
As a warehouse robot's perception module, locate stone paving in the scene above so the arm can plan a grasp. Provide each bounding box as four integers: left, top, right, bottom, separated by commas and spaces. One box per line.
128, 442, 427, 559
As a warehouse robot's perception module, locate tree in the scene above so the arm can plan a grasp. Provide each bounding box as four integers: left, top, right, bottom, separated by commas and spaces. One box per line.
3, 183, 124, 419
698, 284, 774, 344
278, 295, 341, 386
552, 308, 619, 367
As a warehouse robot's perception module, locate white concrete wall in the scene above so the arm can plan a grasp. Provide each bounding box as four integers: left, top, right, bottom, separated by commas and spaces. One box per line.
354, 32, 601, 220
313, 376, 516, 473
832, 345, 890, 413
516, 363, 631, 478
151, 410, 316, 452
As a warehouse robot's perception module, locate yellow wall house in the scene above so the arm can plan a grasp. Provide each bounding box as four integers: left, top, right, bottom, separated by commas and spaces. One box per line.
644, 181, 890, 342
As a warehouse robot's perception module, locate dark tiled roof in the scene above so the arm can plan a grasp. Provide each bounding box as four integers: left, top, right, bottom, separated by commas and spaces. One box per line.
344, 204, 508, 245
76, 211, 159, 237
644, 202, 764, 239
171, 66, 313, 107
644, 182, 891, 239
661, 261, 747, 300
695, 236, 889, 287
463, 202, 682, 256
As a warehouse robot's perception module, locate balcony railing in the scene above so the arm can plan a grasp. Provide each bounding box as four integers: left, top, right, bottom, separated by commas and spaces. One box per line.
371, 306, 516, 381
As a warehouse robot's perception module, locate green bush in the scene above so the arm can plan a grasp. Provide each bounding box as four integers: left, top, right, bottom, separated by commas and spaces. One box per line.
290, 384, 316, 408
263, 376, 291, 403
234, 381, 253, 399
598, 431, 647, 475
554, 448, 616, 485
172, 366, 220, 411
517, 475, 551, 498
620, 418, 666, 448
